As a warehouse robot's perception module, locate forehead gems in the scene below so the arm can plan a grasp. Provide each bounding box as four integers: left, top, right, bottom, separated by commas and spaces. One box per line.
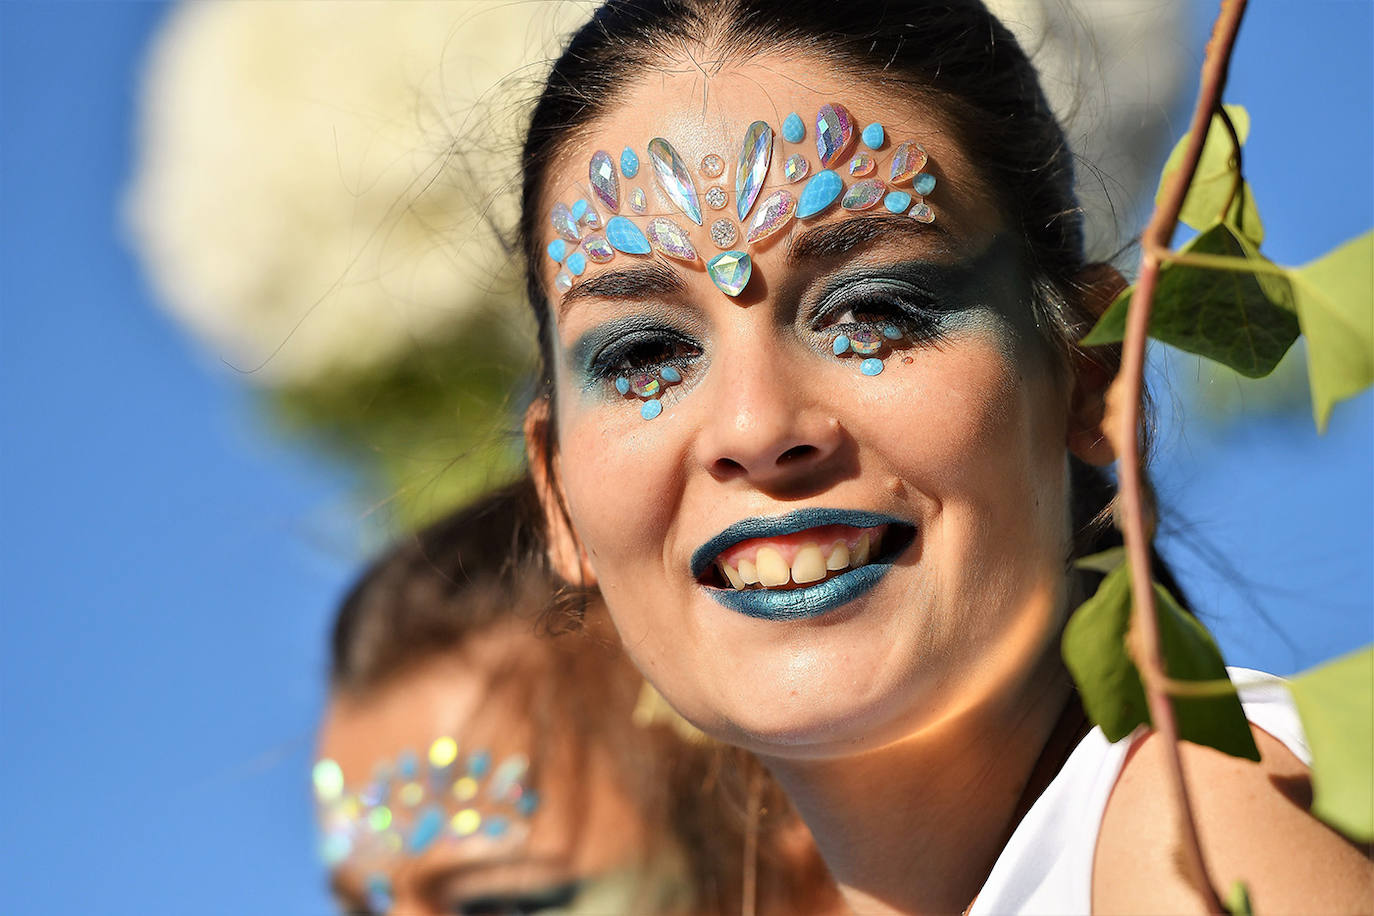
313, 740, 539, 874
545, 104, 941, 300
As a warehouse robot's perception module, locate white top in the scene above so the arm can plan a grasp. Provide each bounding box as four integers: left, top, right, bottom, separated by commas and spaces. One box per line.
969, 669, 1309, 916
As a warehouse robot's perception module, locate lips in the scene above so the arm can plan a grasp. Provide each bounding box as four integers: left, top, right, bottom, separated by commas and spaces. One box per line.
691, 509, 916, 621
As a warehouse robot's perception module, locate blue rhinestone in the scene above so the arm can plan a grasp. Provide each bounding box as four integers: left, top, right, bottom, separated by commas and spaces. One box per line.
484, 816, 510, 837
860, 358, 884, 376
605, 216, 651, 254
516, 791, 540, 816
796, 169, 843, 218
914, 173, 936, 196
366, 876, 394, 914
862, 122, 885, 149
546, 239, 567, 263
571, 199, 588, 220
468, 750, 491, 778
408, 806, 444, 853
615, 376, 630, 395
398, 751, 418, 780
641, 399, 663, 420
621, 147, 639, 178
882, 324, 902, 340
832, 335, 850, 356
660, 366, 681, 383
565, 252, 587, 276
782, 112, 805, 143
884, 191, 912, 213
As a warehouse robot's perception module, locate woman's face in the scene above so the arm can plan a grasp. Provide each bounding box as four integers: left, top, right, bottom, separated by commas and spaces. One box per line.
534, 59, 1097, 757
316, 629, 660, 915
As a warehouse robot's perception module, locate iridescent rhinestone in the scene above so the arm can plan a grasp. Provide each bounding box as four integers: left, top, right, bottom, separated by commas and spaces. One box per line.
629, 187, 647, 213
549, 203, 580, 242
914, 173, 937, 196
850, 326, 884, 355
815, 103, 855, 167
428, 737, 458, 769
909, 200, 935, 223
745, 188, 796, 243
313, 759, 344, 802
620, 146, 639, 178
554, 272, 573, 292
782, 112, 805, 143
588, 150, 620, 212
645, 217, 698, 261
605, 216, 651, 254
889, 141, 929, 184
883, 191, 912, 213
734, 120, 773, 222
452, 808, 480, 836
710, 218, 739, 249
578, 211, 602, 234
862, 122, 885, 150
705, 186, 728, 210
629, 372, 661, 398
783, 154, 809, 183
700, 153, 725, 177
848, 153, 876, 177
707, 251, 752, 297
582, 234, 614, 263
841, 178, 886, 211
490, 755, 529, 801
796, 170, 842, 219
647, 137, 702, 225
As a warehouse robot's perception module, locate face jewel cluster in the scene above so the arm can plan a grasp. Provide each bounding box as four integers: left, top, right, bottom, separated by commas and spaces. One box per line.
312, 739, 538, 873
615, 365, 683, 420
546, 105, 940, 329
832, 323, 905, 376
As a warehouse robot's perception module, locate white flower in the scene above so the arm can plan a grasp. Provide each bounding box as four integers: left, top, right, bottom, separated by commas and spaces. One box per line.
126, 0, 591, 384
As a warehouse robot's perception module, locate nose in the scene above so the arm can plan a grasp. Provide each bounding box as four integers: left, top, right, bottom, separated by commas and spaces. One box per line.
694, 340, 844, 489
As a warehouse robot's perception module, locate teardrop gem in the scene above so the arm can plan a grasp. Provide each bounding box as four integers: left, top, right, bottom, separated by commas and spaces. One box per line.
588, 151, 620, 212
605, 216, 651, 254
889, 141, 929, 185
783, 154, 809, 183
841, 178, 886, 211
645, 217, 698, 261
848, 153, 875, 177
550, 203, 580, 242
582, 234, 614, 263
629, 188, 647, 213
815, 103, 855, 167
796, 170, 843, 218
745, 188, 796, 243
914, 173, 937, 196
734, 120, 774, 222
706, 251, 752, 298
647, 138, 703, 226
577, 206, 602, 231
909, 201, 935, 224
883, 191, 912, 213
620, 147, 639, 178
782, 112, 805, 143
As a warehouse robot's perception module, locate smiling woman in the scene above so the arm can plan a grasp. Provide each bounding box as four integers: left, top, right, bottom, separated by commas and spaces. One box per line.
517, 0, 1371, 913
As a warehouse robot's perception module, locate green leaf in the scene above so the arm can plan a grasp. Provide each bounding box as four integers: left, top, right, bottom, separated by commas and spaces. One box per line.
1288, 231, 1374, 432
1157, 104, 1264, 245
1225, 881, 1253, 916
1074, 546, 1126, 574
1063, 565, 1260, 760
1081, 224, 1300, 378
1287, 646, 1374, 842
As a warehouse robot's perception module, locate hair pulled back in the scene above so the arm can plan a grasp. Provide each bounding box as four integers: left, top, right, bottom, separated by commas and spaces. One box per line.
519, 0, 1178, 588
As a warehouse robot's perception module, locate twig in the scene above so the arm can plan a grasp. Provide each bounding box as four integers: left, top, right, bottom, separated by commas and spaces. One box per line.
1113, 1, 1249, 912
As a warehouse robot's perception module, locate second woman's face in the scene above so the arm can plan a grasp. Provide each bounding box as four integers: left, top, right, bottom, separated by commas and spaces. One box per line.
536, 60, 1087, 757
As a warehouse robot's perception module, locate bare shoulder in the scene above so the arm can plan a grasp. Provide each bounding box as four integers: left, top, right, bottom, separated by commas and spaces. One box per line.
1093, 724, 1373, 914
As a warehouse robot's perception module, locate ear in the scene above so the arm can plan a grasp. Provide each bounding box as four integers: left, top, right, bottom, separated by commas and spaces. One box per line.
524, 398, 599, 587
1067, 263, 1126, 467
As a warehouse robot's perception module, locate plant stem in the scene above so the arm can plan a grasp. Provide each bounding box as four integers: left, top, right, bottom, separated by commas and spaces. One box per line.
1114, 1, 1249, 912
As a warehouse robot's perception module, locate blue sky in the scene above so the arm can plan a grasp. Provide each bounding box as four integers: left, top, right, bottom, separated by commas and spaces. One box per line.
1, 2, 1370, 914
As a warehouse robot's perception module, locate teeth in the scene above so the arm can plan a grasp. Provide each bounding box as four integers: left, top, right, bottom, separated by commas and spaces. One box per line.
791, 543, 827, 584
756, 546, 790, 587
737, 557, 760, 585
852, 532, 871, 566
825, 541, 850, 571
720, 561, 745, 589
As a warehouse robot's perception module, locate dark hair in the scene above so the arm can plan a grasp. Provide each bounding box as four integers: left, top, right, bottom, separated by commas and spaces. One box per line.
518, 0, 1180, 595
327, 478, 833, 913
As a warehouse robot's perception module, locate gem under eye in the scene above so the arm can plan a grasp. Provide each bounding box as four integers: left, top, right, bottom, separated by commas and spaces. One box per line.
849, 327, 884, 355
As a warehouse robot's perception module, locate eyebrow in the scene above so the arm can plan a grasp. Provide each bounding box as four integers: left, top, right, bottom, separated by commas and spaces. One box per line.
555, 215, 957, 315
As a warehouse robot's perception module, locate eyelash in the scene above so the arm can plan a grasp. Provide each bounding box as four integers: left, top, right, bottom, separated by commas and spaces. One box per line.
588, 329, 700, 384
813, 286, 948, 346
